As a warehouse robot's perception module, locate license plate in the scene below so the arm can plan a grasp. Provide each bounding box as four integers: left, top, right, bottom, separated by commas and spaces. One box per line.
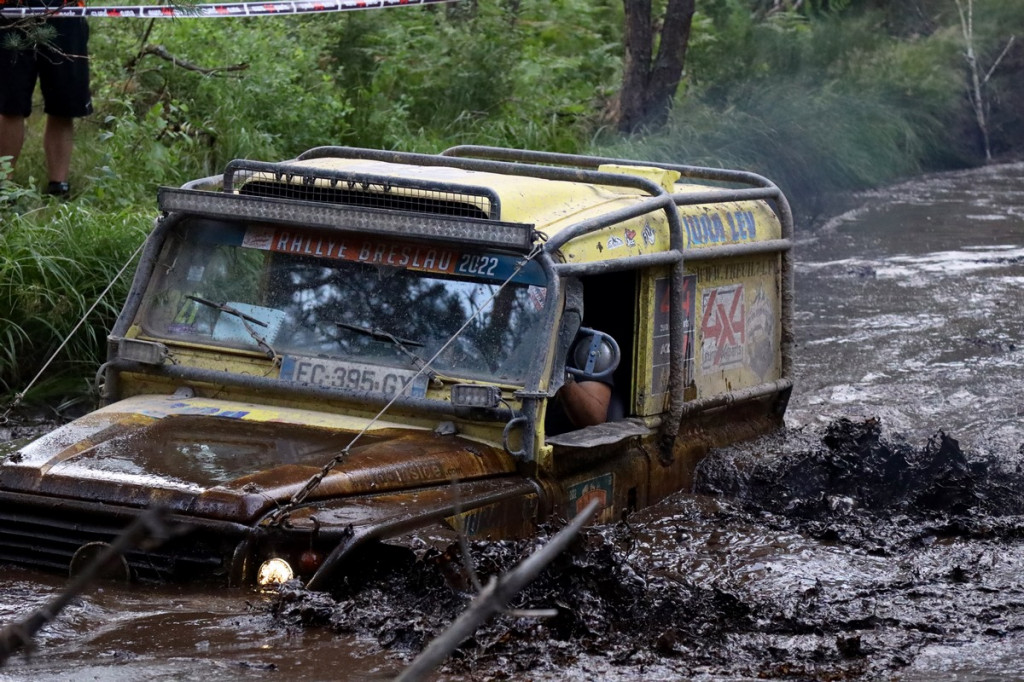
279, 356, 428, 398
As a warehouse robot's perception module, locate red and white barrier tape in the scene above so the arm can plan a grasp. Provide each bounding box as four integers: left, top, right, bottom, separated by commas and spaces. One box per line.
0, 0, 455, 18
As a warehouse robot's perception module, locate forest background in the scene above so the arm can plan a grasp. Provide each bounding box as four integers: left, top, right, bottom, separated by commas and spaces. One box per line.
1, 0, 1022, 409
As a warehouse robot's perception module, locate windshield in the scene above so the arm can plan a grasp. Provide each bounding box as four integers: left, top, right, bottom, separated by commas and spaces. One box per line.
139, 218, 549, 385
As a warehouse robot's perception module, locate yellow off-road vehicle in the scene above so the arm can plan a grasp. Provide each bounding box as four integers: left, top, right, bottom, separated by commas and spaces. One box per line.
0, 146, 793, 588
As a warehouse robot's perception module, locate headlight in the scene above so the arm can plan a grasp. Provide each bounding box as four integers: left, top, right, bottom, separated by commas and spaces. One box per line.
257, 557, 294, 586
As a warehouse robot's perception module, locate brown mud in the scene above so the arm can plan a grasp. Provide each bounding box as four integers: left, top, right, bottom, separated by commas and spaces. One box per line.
272, 418, 1024, 680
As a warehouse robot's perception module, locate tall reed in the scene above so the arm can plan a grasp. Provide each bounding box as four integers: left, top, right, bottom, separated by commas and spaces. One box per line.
0, 203, 147, 403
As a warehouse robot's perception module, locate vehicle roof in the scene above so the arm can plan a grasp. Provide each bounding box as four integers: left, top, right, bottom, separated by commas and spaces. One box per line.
246, 154, 784, 263
285, 157, 715, 238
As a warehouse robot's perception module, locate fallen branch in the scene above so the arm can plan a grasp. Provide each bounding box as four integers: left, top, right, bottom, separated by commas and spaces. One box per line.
395, 499, 601, 682
128, 44, 249, 75
0, 506, 173, 666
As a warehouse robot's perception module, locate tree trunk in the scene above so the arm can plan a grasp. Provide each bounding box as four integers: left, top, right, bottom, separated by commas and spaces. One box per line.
616, 0, 696, 135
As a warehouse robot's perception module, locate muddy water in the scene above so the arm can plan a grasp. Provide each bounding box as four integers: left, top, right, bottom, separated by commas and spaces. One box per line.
0, 570, 398, 680
2, 163, 1024, 681
789, 162, 1024, 452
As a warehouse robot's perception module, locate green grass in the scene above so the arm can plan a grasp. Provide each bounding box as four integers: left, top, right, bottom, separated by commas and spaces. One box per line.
0, 198, 148, 404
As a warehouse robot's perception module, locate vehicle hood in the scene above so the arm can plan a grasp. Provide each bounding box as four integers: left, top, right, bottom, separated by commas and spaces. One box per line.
0, 395, 516, 523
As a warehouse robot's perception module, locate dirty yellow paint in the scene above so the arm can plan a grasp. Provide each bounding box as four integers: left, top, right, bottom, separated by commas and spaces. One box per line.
100, 394, 419, 433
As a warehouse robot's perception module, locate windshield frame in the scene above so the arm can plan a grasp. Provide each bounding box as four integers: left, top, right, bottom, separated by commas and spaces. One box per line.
131, 216, 555, 390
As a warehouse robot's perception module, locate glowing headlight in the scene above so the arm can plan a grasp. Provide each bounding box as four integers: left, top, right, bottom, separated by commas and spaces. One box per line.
257, 557, 294, 586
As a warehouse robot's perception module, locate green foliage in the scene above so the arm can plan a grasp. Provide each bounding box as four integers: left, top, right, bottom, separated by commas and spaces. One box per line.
657, 0, 994, 209
1, 157, 35, 205
0, 19, 57, 51
322, 1, 621, 151
609, 79, 932, 216
0, 202, 146, 402
2, 0, 1022, 404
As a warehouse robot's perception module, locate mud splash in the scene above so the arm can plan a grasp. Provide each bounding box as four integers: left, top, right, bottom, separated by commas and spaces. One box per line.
270, 418, 1024, 680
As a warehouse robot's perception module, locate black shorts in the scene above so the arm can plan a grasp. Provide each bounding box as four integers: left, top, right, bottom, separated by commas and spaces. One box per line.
0, 18, 92, 118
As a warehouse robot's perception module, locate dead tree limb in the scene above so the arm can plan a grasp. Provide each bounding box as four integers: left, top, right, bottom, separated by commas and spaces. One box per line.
0, 506, 172, 666
954, 0, 1015, 162
126, 44, 249, 75
395, 499, 601, 682
983, 35, 1016, 84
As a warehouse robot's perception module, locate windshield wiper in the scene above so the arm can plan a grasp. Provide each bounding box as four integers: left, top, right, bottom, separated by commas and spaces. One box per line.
187, 295, 277, 360
334, 320, 432, 374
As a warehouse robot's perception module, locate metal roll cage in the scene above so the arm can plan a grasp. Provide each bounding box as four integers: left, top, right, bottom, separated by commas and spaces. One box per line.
111, 145, 794, 463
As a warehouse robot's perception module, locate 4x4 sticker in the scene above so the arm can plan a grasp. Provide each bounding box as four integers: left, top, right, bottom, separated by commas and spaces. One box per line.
701, 284, 745, 373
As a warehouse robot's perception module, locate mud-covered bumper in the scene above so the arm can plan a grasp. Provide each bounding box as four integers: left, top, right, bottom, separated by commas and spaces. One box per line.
0, 476, 541, 588
0, 491, 253, 583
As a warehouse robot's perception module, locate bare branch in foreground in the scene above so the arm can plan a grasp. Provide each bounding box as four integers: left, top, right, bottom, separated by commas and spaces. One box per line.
395, 499, 601, 682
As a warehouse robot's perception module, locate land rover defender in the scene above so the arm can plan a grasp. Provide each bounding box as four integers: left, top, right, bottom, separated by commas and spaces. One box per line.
0, 146, 793, 588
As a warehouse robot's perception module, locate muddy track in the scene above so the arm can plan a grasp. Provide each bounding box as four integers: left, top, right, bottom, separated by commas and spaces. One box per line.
271, 418, 1024, 680
269, 162, 1024, 680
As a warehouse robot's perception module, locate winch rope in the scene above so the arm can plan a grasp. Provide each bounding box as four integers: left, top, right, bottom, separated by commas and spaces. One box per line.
267, 240, 545, 525
0, 240, 145, 422
0, 0, 457, 19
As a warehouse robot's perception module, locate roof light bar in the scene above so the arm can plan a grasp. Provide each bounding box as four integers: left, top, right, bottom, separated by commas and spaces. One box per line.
158, 188, 536, 252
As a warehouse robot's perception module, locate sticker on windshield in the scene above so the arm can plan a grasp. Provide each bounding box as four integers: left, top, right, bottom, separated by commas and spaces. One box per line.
243, 227, 458, 276
527, 285, 547, 311
212, 302, 286, 346
241, 226, 545, 285
279, 356, 428, 398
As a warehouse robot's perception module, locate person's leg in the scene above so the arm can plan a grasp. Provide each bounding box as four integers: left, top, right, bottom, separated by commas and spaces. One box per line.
0, 115, 27, 172
43, 115, 74, 184
38, 17, 91, 195
0, 24, 37, 176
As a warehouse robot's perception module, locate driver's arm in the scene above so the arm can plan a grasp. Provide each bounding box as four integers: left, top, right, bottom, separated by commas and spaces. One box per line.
557, 379, 612, 429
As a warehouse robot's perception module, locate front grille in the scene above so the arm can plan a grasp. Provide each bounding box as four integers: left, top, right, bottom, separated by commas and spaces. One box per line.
0, 500, 237, 583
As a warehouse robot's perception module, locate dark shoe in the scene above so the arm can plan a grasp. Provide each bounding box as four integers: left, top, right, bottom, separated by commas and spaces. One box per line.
45, 181, 70, 198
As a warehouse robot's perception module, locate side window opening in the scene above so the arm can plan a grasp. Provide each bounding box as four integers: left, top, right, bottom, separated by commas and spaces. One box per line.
544, 269, 639, 441
578, 270, 637, 419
